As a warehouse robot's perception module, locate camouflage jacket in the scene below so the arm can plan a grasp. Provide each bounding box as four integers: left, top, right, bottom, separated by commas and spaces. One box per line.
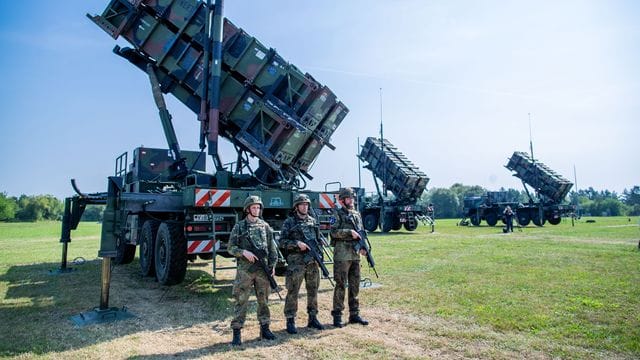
228, 218, 277, 271
330, 206, 362, 261
280, 214, 320, 264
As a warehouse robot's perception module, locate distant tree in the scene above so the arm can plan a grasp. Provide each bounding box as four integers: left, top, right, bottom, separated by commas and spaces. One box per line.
15, 194, 63, 221
450, 183, 486, 199
81, 205, 104, 222
0, 192, 17, 221
426, 188, 460, 218
622, 186, 640, 216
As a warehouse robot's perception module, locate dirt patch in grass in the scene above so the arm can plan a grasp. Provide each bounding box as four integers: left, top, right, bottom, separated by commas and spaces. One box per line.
14, 260, 626, 360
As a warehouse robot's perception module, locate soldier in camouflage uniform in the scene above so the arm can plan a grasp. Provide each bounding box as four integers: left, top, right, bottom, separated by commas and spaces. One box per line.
330, 188, 369, 327
281, 194, 325, 334
228, 195, 278, 346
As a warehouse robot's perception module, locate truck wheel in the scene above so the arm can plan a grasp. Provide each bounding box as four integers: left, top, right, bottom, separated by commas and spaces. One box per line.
364, 213, 379, 232
381, 215, 393, 233
517, 212, 530, 226
403, 219, 418, 231
140, 219, 159, 277
114, 234, 136, 265
532, 212, 546, 226
154, 222, 187, 285
485, 213, 498, 227
470, 214, 481, 226
392, 218, 402, 231
547, 216, 561, 225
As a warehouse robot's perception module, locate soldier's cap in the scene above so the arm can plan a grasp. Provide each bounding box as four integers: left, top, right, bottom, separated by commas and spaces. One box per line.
293, 193, 311, 208
243, 195, 263, 212
338, 187, 355, 200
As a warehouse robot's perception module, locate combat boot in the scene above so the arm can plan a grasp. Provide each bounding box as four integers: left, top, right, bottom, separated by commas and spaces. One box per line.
286, 317, 297, 334
332, 314, 343, 328
260, 323, 276, 340
307, 315, 324, 330
231, 329, 241, 346
349, 314, 369, 326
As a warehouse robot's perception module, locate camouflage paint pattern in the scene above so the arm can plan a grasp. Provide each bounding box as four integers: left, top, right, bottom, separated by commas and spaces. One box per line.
89, 0, 349, 179
280, 214, 322, 318
330, 205, 364, 317
228, 217, 277, 329
331, 259, 361, 317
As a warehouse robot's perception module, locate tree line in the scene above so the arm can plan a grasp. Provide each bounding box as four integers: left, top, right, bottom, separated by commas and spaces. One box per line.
0, 193, 103, 222
1, 185, 639, 222
420, 184, 640, 219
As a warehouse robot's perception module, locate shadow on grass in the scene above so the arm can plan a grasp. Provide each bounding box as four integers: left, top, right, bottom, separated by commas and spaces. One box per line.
0, 259, 235, 357
128, 326, 334, 359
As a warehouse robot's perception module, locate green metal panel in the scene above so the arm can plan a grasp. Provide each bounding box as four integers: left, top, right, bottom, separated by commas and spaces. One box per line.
505, 152, 573, 202
131, 147, 205, 182
89, 0, 349, 177
359, 137, 429, 202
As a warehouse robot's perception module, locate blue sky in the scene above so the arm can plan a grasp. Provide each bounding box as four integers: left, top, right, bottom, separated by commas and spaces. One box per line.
0, 1, 638, 199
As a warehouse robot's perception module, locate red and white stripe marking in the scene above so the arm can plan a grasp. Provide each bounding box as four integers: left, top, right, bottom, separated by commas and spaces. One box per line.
194, 189, 231, 207
319, 193, 338, 209
187, 239, 220, 254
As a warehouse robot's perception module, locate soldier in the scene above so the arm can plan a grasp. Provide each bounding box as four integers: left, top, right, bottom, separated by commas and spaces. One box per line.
281, 194, 325, 334
228, 195, 278, 346
503, 205, 514, 233
330, 187, 369, 327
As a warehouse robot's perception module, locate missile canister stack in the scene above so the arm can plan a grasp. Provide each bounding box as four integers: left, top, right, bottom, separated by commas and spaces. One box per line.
358, 137, 430, 232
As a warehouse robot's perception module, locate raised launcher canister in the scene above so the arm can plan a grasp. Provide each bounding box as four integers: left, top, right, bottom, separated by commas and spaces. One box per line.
359, 137, 429, 202
505, 151, 573, 203
88, 0, 347, 180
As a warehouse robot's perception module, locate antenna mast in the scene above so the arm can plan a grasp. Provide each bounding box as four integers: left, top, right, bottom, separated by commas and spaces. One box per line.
528, 112, 534, 161
357, 137, 361, 188
380, 88, 385, 196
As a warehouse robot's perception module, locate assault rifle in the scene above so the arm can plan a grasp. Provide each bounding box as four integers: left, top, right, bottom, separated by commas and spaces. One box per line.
347, 214, 379, 278
301, 232, 334, 286
247, 245, 283, 300
286, 222, 334, 287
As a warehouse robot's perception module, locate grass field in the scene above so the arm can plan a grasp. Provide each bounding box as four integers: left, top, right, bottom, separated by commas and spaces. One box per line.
0, 217, 639, 359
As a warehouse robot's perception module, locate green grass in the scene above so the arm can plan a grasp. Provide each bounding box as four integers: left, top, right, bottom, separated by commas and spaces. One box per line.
0, 221, 102, 265
0, 217, 639, 358
367, 216, 640, 357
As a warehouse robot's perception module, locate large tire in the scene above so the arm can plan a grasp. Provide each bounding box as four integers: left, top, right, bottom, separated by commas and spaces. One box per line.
403, 218, 418, 231
391, 217, 402, 231
140, 220, 159, 277
470, 213, 481, 226
381, 215, 393, 233
364, 213, 379, 232
532, 211, 546, 227
154, 222, 187, 285
485, 212, 498, 227
114, 234, 136, 265
547, 216, 561, 225
517, 211, 531, 227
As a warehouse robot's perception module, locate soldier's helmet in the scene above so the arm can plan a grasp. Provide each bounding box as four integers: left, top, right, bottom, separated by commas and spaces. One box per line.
243, 195, 263, 212
293, 194, 311, 208
338, 187, 355, 200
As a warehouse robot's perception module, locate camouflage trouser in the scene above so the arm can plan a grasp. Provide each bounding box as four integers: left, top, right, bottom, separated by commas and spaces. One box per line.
332, 260, 360, 317
284, 260, 320, 318
230, 269, 271, 330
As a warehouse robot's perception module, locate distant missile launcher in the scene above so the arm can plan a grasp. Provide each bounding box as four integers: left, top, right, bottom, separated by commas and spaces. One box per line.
359, 137, 429, 202
357, 137, 430, 232
505, 151, 573, 203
